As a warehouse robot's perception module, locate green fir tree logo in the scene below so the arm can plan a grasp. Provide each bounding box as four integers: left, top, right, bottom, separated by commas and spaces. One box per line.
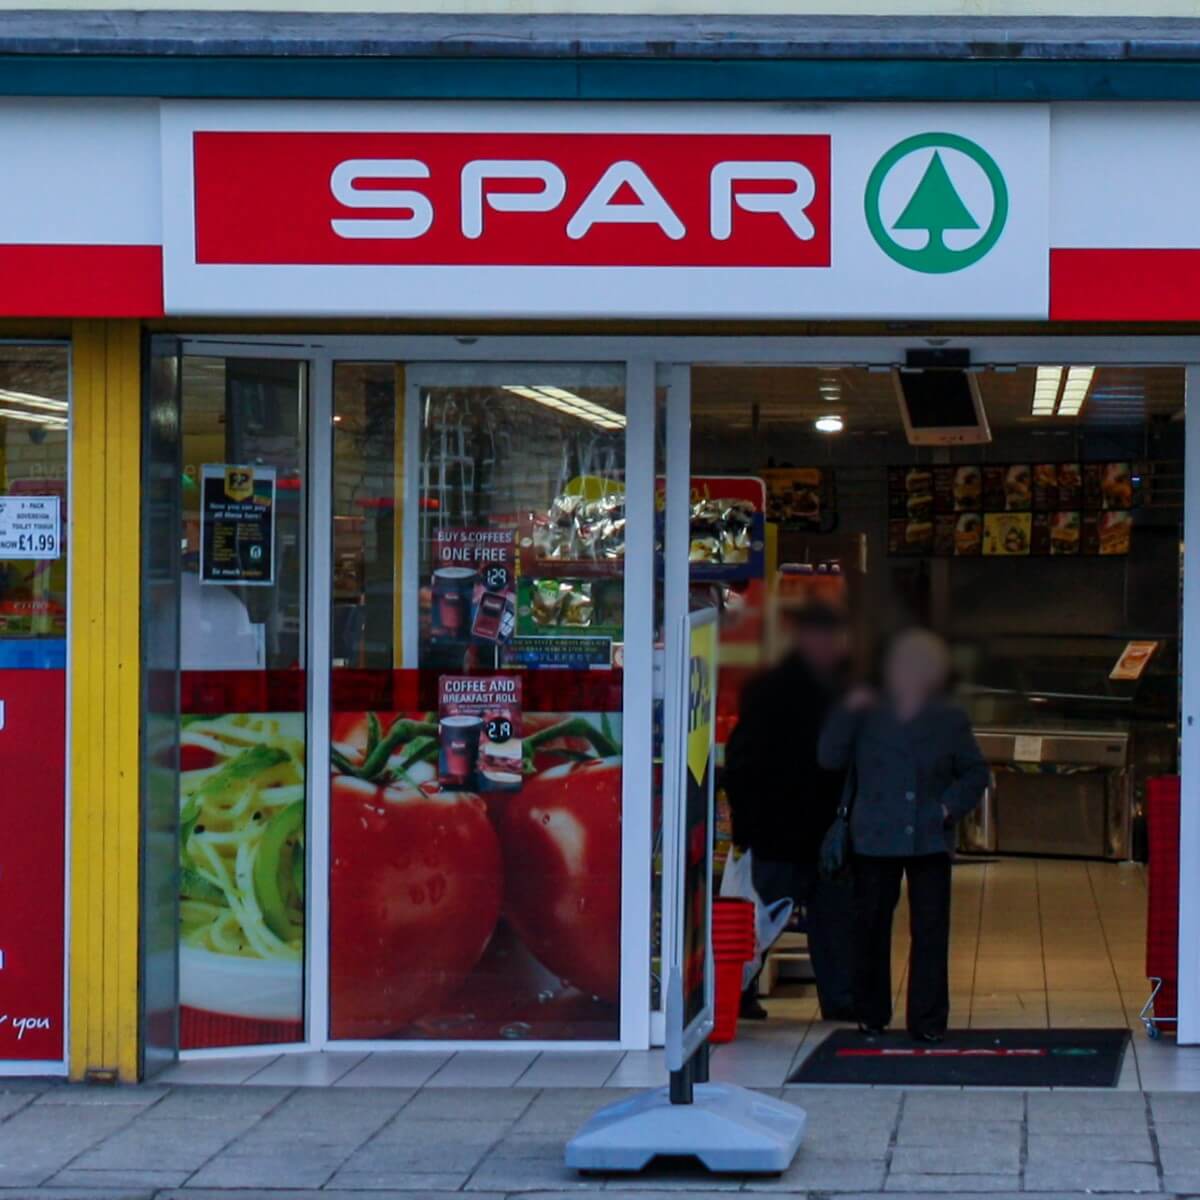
865, 134, 1008, 274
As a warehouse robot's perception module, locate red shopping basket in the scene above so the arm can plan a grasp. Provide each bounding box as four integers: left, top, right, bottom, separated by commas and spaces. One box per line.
711, 898, 755, 1044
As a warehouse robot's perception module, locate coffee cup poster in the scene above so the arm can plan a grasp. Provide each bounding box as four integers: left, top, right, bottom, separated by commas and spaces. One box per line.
429, 528, 516, 645
438, 675, 523, 793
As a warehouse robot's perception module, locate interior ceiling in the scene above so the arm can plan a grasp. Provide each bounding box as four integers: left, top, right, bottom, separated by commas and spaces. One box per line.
692, 366, 1186, 434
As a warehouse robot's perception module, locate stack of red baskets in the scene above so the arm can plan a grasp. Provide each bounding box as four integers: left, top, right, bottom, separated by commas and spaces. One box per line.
1146, 775, 1181, 1026
711, 897, 756, 1043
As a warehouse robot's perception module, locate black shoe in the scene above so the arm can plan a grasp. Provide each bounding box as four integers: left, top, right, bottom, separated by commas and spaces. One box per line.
910, 1030, 945, 1044
857, 1022, 886, 1037
740, 995, 769, 1020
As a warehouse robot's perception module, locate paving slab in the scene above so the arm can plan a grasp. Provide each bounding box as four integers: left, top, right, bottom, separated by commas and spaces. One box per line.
1026, 1131, 1156, 1164
902, 1091, 1026, 1122
1022, 1160, 1162, 1192
884, 1174, 1023, 1192
165, 1193, 507, 1200
33, 1086, 169, 1109
895, 1116, 1020, 1145
47, 1167, 190, 1189
890, 1142, 1022, 1175
398, 1087, 536, 1122
185, 1149, 352, 1190
464, 1154, 598, 1191
322, 1170, 473, 1191
137, 1085, 293, 1121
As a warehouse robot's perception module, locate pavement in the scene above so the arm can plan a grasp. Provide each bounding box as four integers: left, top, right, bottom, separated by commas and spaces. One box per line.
0, 1080, 1198, 1200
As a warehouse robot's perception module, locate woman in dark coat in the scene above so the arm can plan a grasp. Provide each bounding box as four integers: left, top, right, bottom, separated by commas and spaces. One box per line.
818, 629, 989, 1042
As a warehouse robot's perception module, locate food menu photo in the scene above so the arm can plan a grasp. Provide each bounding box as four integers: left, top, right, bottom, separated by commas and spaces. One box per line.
888, 461, 1138, 558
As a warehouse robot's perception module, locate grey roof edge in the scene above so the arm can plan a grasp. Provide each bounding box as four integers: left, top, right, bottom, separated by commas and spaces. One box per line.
6, 10, 1200, 59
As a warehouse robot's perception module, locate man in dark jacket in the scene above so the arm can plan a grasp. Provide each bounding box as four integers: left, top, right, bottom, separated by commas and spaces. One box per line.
723, 602, 855, 1021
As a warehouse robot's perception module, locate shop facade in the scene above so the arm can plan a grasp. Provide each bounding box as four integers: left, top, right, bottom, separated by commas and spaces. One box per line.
4, 20, 1200, 1079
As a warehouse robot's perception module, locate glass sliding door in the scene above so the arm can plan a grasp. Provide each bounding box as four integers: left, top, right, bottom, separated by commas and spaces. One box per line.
174, 354, 309, 1050
327, 363, 627, 1042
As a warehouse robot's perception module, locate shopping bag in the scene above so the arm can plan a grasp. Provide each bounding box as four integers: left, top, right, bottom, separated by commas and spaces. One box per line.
720, 849, 795, 990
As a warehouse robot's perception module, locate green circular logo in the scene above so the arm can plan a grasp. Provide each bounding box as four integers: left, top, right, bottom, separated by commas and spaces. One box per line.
865, 133, 1008, 274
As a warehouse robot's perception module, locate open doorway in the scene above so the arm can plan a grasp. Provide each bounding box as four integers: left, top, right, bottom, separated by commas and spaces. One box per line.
700, 364, 1183, 1036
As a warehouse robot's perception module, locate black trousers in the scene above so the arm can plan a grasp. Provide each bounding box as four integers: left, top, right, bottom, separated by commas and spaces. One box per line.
853, 853, 952, 1037
751, 858, 856, 1019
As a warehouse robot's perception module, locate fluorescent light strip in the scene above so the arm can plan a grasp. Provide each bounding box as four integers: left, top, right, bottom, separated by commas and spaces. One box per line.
1058, 365, 1095, 416
0, 389, 68, 413
0, 407, 66, 427
1032, 366, 1063, 415
503, 385, 626, 430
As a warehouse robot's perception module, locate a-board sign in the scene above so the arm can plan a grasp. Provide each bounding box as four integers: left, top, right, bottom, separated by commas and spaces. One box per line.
665, 606, 718, 1073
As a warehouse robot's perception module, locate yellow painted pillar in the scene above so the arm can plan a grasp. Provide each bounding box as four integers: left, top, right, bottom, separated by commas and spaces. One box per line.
69, 320, 142, 1083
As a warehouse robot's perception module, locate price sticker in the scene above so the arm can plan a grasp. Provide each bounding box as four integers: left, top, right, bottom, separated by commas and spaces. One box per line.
0, 497, 60, 560
487, 717, 514, 742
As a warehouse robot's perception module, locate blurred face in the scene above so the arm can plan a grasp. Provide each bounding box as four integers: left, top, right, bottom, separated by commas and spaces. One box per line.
884, 634, 949, 710
789, 625, 847, 676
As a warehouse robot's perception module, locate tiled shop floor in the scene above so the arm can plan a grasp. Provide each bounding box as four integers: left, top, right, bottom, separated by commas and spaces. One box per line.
163, 859, 1193, 1093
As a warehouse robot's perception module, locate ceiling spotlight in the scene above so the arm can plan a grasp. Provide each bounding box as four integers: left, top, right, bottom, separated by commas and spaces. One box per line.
815, 414, 844, 434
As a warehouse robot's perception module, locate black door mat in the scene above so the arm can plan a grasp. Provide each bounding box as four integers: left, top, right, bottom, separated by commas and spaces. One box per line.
788, 1027, 1130, 1087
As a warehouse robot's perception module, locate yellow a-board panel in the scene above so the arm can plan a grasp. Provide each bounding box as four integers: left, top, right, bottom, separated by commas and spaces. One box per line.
69, 320, 142, 1082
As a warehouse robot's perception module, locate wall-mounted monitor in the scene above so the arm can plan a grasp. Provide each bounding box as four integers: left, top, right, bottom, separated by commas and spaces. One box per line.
893, 368, 992, 447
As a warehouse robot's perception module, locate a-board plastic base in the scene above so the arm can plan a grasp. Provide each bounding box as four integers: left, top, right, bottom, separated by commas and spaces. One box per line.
564, 1082, 807, 1175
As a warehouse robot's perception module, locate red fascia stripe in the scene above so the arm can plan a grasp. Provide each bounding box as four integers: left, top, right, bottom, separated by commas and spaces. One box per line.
0, 244, 163, 317
1051, 248, 1200, 322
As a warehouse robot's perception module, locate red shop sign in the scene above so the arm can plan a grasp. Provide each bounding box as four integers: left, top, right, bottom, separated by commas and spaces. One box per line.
193, 131, 831, 269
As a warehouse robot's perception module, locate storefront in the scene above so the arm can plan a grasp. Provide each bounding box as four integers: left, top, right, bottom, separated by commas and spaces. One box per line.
4, 19, 1200, 1078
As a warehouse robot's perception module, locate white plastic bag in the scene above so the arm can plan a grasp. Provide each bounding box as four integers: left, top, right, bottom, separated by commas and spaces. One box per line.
720, 848, 795, 990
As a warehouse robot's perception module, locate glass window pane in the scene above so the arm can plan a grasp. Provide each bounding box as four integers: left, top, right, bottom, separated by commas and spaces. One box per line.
176, 356, 308, 1050
329, 363, 625, 1042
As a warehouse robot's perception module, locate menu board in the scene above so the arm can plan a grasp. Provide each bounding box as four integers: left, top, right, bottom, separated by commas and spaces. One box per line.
888, 462, 1136, 558
761, 467, 835, 532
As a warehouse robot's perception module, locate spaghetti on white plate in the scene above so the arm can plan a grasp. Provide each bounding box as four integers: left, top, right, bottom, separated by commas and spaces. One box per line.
180, 713, 306, 963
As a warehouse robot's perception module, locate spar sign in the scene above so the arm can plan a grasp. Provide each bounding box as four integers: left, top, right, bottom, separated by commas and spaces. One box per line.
161, 102, 1048, 318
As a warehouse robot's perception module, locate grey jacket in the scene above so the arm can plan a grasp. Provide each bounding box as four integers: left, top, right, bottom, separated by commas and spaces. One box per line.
817, 699, 990, 858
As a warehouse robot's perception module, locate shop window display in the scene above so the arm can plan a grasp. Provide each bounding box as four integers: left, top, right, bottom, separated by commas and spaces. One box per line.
329, 364, 625, 1041
175, 357, 308, 1050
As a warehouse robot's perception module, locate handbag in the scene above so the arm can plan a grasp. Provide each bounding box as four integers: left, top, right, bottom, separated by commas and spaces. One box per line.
818, 758, 857, 881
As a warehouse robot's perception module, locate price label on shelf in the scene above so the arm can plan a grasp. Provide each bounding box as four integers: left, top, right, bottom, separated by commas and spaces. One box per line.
0, 497, 60, 560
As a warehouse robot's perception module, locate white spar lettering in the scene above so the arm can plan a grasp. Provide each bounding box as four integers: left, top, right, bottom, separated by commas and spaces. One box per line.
329, 159, 433, 239
462, 160, 566, 238
564, 161, 685, 241
329, 157, 818, 242
710, 162, 817, 240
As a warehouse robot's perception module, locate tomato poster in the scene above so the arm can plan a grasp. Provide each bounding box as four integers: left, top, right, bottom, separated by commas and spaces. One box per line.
329, 708, 623, 1041
199, 464, 277, 586
177, 712, 306, 1049
430, 527, 516, 645
438, 675, 522, 792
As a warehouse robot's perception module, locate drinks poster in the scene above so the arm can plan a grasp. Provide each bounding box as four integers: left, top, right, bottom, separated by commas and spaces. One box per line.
438, 675, 523, 793
199, 464, 276, 585
430, 528, 516, 645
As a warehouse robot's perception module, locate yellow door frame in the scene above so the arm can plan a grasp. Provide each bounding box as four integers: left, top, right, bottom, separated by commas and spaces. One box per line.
69, 319, 142, 1082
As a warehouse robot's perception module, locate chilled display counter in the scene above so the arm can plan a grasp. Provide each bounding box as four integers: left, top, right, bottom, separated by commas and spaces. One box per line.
967, 728, 1131, 860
